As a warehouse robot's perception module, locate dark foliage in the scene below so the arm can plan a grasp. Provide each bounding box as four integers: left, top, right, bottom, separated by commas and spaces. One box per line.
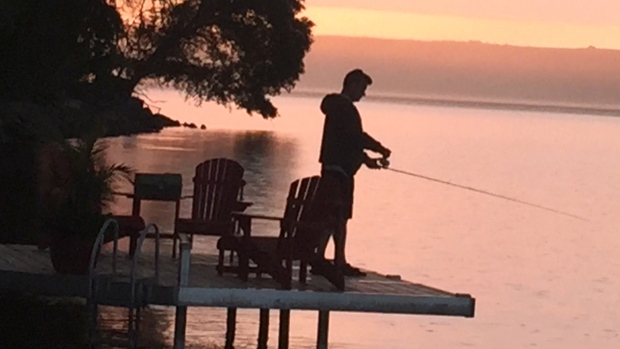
117, 0, 314, 117
0, 0, 123, 103
0, 0, 314, 118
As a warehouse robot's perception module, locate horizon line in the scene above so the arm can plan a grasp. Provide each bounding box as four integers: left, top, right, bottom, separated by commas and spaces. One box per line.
311, 34, 619, 52
289, 89, 620, 118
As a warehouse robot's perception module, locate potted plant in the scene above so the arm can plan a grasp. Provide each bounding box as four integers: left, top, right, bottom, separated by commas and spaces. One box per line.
41, 132, 133, 274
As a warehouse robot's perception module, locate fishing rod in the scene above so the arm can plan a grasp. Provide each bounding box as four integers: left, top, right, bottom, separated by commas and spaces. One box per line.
377, 159, 589, 222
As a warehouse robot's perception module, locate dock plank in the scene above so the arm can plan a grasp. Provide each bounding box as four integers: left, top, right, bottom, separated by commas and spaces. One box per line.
0, 244, 475, 318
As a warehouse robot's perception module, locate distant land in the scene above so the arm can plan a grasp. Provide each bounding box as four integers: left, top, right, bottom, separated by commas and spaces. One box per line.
295, 36, 620, 111
291, 90, 620, 118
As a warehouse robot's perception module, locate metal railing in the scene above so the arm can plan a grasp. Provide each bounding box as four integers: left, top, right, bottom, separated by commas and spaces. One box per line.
87, 218, 162, 349
87, 218, 120, 349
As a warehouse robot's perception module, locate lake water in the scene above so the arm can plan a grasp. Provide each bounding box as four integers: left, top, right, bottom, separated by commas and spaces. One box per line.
105, 90, 620, 349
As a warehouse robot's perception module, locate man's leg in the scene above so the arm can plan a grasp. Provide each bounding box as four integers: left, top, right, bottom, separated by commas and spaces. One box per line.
335, 220, 366, 277
333, 219, 347, 267
314, 170, 344, 260
315, 227, 332, 259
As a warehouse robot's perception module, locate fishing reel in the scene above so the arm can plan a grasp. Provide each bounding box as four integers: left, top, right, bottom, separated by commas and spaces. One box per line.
378, 157, 390, 168
369, 156, 390, 169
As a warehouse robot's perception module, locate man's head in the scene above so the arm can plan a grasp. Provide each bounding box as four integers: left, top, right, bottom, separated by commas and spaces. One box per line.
342, 69, 372, 102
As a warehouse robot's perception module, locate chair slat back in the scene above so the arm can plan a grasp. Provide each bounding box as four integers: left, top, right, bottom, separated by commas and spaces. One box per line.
281, 176, 322, 242
192, 158, 244, 222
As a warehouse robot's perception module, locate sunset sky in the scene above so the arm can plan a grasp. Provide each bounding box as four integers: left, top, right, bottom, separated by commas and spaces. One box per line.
303, 0, 620, 49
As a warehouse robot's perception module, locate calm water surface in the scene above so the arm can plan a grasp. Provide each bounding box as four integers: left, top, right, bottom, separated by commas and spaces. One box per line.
105, 92, 620, 349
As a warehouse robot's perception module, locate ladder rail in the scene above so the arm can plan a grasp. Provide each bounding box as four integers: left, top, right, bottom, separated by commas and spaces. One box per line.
88, 218, 120, 349
128, 223, 161, 348
87, 218, 162, 349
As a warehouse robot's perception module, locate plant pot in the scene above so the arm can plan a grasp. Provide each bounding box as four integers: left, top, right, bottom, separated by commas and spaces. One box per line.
49, 232, 95, 275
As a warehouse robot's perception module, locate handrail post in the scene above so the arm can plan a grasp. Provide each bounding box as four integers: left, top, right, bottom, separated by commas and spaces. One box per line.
278, 309, 291, 349
317, 310, 330, 349
174, 234, 191, 349
257, 308, 270, 349
88, 218, 120, 291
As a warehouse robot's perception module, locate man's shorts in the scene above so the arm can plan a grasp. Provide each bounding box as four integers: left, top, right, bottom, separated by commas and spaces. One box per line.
314, 169, 354, 221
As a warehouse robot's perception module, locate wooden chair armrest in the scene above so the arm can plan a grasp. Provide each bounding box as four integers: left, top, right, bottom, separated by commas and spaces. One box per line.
175, 218, 232, 235
286, 220, 329, 231
231, 212, 282, 222
112, 191, 135, 198
234, 201, 253, 211
232, 212, 282, 238
107, 214, 146, 238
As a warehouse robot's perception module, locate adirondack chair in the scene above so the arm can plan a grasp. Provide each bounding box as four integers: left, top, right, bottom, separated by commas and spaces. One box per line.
216, 176, 345, 290
175, 158, 251, 247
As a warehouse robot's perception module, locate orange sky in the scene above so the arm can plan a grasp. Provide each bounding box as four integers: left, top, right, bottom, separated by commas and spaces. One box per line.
303, 2, 620, 49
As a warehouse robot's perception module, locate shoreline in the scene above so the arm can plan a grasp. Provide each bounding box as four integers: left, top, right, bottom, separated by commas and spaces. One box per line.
1, 96, 183, 140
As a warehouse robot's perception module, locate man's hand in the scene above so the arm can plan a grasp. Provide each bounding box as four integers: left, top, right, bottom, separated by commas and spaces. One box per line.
364, 156, 383, 169
380, 147, 391, 159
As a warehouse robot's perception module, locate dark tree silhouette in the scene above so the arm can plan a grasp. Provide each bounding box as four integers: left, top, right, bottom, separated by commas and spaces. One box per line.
113, 0, 314, 117
0, 0, 123, 102
1, 0, 314, 117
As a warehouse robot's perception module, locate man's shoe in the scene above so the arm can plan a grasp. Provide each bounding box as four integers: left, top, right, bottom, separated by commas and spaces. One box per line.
342, 263, 367, 277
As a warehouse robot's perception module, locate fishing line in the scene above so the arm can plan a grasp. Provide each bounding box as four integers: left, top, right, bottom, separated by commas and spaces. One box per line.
385, 166, 589, 222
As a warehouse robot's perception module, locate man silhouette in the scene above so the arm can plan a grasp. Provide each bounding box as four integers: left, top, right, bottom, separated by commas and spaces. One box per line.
315, 69, 391, 276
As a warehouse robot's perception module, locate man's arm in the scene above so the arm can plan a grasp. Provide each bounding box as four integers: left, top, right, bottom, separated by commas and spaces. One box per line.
362, 132, 391, 157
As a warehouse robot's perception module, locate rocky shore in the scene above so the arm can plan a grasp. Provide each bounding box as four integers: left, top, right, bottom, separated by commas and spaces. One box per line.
1, 95, 181, 142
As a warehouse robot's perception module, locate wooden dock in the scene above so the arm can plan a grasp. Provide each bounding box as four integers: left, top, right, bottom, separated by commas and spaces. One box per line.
0, 238, 475, 349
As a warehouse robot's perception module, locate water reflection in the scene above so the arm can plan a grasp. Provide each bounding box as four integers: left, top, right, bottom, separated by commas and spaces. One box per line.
107, 129, 300, 234
101, 97, 620, 349
98, 305, 170, 349
231, 131, 299, 216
